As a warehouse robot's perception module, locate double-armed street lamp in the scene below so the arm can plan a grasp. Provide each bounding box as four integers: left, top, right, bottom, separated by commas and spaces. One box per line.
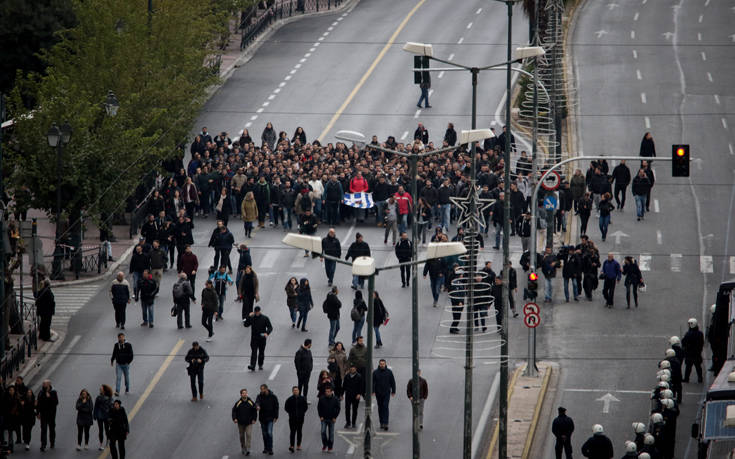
282, 233, 466, 458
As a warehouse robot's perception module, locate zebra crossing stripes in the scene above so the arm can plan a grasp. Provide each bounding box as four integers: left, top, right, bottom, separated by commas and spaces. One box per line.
700, 255, 714, 273
670, 254, 682, 272
729, 256, 735, 275
48, 283, 105, 329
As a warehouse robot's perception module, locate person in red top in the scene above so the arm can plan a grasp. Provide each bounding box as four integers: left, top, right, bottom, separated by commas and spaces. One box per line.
349, 171, 369, 222
393, 186, 413, 235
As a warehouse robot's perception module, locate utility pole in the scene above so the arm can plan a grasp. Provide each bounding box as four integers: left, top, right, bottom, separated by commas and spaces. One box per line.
0, 93, 6, 357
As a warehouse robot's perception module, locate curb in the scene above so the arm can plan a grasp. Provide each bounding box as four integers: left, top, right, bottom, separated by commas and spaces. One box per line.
40, 243, 136, 289
521, 363, 553, 459
486, 363, 526, 459
18, 329, 67, 385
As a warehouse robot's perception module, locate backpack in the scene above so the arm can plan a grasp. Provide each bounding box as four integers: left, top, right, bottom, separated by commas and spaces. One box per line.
351, 306, 361, 322
173, 282, 186, 300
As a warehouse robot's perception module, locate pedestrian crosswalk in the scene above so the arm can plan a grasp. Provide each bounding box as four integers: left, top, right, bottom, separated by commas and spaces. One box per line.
47, 282, 105, 330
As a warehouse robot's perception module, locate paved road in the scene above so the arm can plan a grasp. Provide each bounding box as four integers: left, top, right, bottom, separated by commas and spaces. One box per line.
21, 1, 533, 458
538, 0, 735, 457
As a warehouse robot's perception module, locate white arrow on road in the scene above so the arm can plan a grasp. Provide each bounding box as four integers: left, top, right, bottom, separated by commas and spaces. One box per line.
609, 230, 629, 245
661, 32, 674, 40
596, 393, 620, 414
607, 3, 618, 10
595, 30, 608, 38
693, 158, 704, 170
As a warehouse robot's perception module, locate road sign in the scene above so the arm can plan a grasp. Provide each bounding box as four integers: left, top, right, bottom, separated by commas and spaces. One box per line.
524, 312, 540, 328
543, 195, 558, 211
523, 302, 539, 315
541, 170, 561, 191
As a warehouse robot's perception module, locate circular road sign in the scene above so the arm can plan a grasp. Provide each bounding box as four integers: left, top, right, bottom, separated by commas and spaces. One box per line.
541, 170, 561, 191
523, 302, 540, 316
524, 312, 540, 328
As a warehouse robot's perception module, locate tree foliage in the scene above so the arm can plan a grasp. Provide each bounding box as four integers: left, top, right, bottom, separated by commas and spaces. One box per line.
6, 0, 231, 226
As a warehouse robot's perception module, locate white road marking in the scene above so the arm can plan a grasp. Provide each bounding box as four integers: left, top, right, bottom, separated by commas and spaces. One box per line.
566, 388, 650, 394
656, 231, 663, 245
401, 130, 408, 140
245, 122, 252, 128
476, 7, 482, 14
642, 0, 647, 4
636, 69, 642, 80
630, 30, 636, 39
653, 199, 660, 213
382, 254, 394, 268
697, 32, 702, 41
294, 63, 301, 69
284, 75, 291, 80
290, 69, 297, 74
705, 0, 710, 6
259, 250, 279, 269
596, 393, 620, 414
313, 42, 320, 47
707, 72, 713, 82
268, 364, 281, 381
723, 118, 729, 129
644, 116, 651, 129
700, 255, 714, 273
467, 22, 473, 29
332, 21, 338, 26
639, 254, 652, 271
438, 71, 445, 79
715, 94, 720, 104
343, 223, 356, 244
322, 32, 329, 37
318, 36, 325, 41
448, 53, 455, 60
670, 254, 682, 272
730, 256, 735, 274
273, 88, 281, 94
632, 49, 638, 59
250, 115, 258, 121
328, 26, 334, 31
292, 251, 307, 268
279, 82, 286, 87
640, 92, 647, 104
256, 108, 264, 113
268, 94, 275, 100
309, 47, 315, 52
729, 143, 734, 155
458, 37, 464, 44
698, 14, 704, 23
414, 109, 421, 119
596, 30, 608, 39
701, 51, 707, 61
300, 58, 307, 63
428, 89, 434, 97
634, 12, 639, 21
471, 372, 500, 459
261, 102, 269, 107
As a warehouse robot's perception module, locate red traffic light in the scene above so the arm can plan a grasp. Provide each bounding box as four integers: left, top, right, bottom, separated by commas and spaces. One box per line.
528, 272, 538, 281
676, 148, 685, 157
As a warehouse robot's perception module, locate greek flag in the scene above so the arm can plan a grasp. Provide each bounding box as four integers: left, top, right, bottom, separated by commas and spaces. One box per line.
343, 192, 374, 209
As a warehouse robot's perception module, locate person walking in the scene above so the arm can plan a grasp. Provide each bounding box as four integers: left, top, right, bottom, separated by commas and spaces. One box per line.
209, 265, 233, 320
345, 233, 371, 290
406, 369, 428, 430
149, 240, 166, 285
601, 253, 622, 308
246, 307, 273, 371
111, 333, 134, 396
19, 387, 35, 451
448, 263, 465, 334
241, 191, 258, 238
348, 336, 368, 379
255, 384, 279, 455
172, 273, 196, 329
321, 228, 341, 286
36, 279, 55, 341
284, 277, 299, 328
682, 318, 705, 383
639, 132, 656, 160
210, 222, 235, 272
350, 290, 368, 345
395, 232, 412, 287
232, 388, 258, 456
328, 342, 348, 395
423, 257, 445, 308
201, 280, 219, 341
563, 249, 582, 302
622, 256, 643, 308
294, 339, 313, 398
185, 341, 209, 401
552, 406, 575, 459
110, 272, 131, 329
238, 265, 259, 321
93, 385, 113, 451
235, 244, 253, 289
137, 270, 158, 328
317, 386, 340, 452
417, 73, 431, 108
284, 386, 308, 453
323, 286, 342, 347
108, 400, 129, 459
373, 292, 389, 348
177, 245, 199, 292
296, 278, 313, 332
372, 359, 396, 430
581, 424, 613, 459
75, 389, 94, 450
611, 160, 631, 211
384, 196, 399, 244
342, 364, 364, 429
37, 380, 58, 452
541, 247, 558, 303
578, 193, 593, 236
598, 193, 614, 242
641, 160, 656, 212
129, 245, 150, 301
631, 168, 652, 221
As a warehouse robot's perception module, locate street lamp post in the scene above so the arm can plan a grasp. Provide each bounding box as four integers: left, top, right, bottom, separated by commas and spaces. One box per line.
47, 122, 72, 280
282, 234, 466, 458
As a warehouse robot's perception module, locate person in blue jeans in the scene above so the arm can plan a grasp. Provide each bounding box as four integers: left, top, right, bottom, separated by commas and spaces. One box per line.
296, 278, 313, 332
317, 386, 340, 452
351, 290, 367, 345
598, 193, 614, 242
209, 265, 233, 320
372, 359, 396, 430
110, 333, 133, 396
601, 252, 622, 308
631, 168, 652, 221
323, 286, 342, 347
255, 384, 279, 455
373, 292, 389, 348
541, 247, 558, 303
423, 257, 445, 308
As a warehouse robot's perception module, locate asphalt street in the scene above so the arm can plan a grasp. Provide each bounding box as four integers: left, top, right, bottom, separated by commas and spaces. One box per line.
21, 0, 534, 458
538, 0, 735, 458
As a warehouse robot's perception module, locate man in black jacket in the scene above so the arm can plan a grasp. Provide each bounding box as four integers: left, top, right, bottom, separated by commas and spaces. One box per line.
631, 168, 652, 221
552, 407, 575, 459
138, 270, 159, 328
395, 232, 412, 287
294, 340, 313, 397
284, 387, 308, 452
232, 388, 258, 456
372, 359, 396, 431
345, 233, 370, 289
129, 245, 150, 301
641, 160, 655, 212
317, 386, 341, 452
185, 341, 209, 401
246, 307, 273, 371
443, 122, 457, 146
423, 257, 445, 307
611, 160, 631, 210
36, 279, 56, 341
323, 287, 342, 347
37, 379, 59, 451
321, 229, 341, 286
323, 176, 343, 226
255, 384, 279, 455
581, 424, 613, 459
111, 333, 134, 396
682, 318, 704, 383
372, 175, 393, 226
210, 223, 235, 273
342, 364, 364, 428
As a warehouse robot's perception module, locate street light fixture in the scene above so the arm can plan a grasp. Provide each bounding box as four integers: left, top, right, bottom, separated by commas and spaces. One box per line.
104, 91, 120, 117
282, 234, 465, 458
47, 121, 72, 280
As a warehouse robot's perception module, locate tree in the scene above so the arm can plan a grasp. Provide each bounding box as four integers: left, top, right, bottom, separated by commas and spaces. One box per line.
6, 0, 229, 241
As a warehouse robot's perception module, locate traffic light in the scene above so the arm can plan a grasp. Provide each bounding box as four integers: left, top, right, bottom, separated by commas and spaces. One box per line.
525, 272, 538, 300
672, 144, 689, 177
413, 56, 430, 85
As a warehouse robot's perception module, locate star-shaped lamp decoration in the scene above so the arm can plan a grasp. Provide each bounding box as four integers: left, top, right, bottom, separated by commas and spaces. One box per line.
449, 186, 495, 229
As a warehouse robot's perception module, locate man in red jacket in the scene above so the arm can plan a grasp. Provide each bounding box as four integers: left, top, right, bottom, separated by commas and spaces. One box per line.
177, 245, 199, 292
393, 186, 413, 234
349, 171, 369, 223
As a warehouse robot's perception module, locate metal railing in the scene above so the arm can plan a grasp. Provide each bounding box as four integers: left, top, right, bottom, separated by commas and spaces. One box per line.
0, 295, 38, 382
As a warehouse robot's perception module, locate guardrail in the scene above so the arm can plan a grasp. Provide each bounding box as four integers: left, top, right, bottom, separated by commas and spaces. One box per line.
0, 295, 38, 382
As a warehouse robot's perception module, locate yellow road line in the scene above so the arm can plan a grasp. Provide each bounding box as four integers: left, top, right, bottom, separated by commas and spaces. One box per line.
486, 363, 526, 459
522, 364, 552, 459
317, 0, 426, 143
98, 339, 185, 459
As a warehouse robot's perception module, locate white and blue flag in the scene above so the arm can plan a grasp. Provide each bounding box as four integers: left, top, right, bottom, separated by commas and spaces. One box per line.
343, 192, 374, 209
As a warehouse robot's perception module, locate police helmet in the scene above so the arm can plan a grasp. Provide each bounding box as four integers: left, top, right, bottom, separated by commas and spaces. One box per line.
592, 424, 604, 434
651, 413, 664, 424
688, 318, 698, 328
659, 360, 671, 370
643, 433, 655, 445
665, 348, 676, 358
661, 389, 674, 399
625, 441, 637, 453
638, 453, 651, 459
669, 336, 680, 345
661, 398, 675, 409
632, 422, 646, 433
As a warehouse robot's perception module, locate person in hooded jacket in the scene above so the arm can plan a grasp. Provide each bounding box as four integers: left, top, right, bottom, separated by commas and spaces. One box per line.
296, 278, 313, 332
241, 191, 258, 238
611, 160, 631, 210
108, 400, 129, 459
321, 228, 341, 286
110, 272, 131, 329
173, 273, 196, 329
284, 386, 308, 453
37, 380, 58, 451
75, 389, 94, 450
284, 277, 299, 328
639, 132, 656, 160
563, 248, 583, 302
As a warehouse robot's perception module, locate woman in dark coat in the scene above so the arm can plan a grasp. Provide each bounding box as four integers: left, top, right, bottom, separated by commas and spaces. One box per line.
19, 388, 35, 450
239, 128, 252, 146
261, 122, 277, 150
639, 132, 656, 159
35, 279, 55, 341
76, 388, 94, 450
108, 400, 129, 459
238, 265, 259, 320
284, 277, 299, 327
296, 278, 313, 332
623, 256, 643, 308
292, 127, 307, 145
4, 386, 19, 450
214, 187, 231, 226
93, 384, 113, 451
372, 291, 388, 348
